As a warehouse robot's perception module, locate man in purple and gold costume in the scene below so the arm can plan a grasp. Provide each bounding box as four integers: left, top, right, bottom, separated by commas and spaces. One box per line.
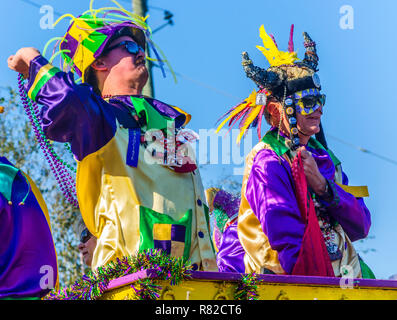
8, 3, 217, 272
0, 107, 58, 298
215, 25, 374, 278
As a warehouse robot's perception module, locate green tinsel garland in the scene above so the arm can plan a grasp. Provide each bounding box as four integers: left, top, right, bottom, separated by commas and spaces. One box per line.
44, 249, 192, 300
234, 273, 259, 300
131, 278, 162, 300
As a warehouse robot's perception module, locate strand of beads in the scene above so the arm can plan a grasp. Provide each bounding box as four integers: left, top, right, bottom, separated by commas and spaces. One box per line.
18, 74, 79, 208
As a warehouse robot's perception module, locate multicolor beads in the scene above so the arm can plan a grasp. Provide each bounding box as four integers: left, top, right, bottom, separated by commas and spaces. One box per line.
313, 195, 343, 262
283, 94, 300, 150
18, 74, 79, 208
319, 215, 343, 261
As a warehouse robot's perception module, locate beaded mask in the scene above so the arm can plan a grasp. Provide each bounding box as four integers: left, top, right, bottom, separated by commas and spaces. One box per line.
294, 88, 326, 116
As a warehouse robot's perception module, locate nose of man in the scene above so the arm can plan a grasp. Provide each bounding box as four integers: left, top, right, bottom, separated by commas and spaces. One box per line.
133, 50, 145, 62
307, 105, 323, 118
316, 105, 323, 115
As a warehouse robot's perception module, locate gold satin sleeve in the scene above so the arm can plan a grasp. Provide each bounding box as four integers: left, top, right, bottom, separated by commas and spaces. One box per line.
336, 183, 369, 198
237, 142, 285, 274
334, 165, 369, 198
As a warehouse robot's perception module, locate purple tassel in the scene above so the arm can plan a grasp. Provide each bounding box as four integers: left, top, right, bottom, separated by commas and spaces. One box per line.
288, 24, 295, 53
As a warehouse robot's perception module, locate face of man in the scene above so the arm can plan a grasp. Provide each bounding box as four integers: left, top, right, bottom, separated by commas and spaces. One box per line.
296, 105, 323, 136
267, 92, 324, 146
78, 233, 97, 267
94, 35, 148, 92
294, 88, 325, 137
78, 229, 97, 267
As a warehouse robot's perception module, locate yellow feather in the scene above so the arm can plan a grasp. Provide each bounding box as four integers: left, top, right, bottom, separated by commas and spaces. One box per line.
236, 105, 262, 144
215, 103, 249, 133
256, 25, 299, 67
216, 90, 258, 133
245, 90, 257, 105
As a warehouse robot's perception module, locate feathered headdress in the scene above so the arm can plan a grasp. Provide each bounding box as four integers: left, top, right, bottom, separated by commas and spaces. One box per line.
256, 25, 299, 67
216, 24, 321, 146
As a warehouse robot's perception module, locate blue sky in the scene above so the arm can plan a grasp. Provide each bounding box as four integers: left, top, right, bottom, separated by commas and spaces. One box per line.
1, 0, 397, 279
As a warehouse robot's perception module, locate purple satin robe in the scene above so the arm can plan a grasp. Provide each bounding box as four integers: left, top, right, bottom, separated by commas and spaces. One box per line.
217, 133, 371, 274
0, 157, 57, 298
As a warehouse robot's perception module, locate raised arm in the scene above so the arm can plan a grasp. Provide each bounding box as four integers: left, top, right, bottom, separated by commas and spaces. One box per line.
7, 47, 41, 79
8, 49, 117, 161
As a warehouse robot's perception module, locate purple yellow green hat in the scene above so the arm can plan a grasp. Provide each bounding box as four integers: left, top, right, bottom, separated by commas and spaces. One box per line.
43, 0, 174, 82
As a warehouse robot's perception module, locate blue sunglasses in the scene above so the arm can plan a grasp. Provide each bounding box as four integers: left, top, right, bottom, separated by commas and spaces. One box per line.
104, 40, 145, 55
80, 227, 92, 243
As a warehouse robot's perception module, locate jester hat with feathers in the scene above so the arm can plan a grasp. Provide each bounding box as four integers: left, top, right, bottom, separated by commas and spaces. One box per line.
43, 0, 175, 83
216, 25, 322, 149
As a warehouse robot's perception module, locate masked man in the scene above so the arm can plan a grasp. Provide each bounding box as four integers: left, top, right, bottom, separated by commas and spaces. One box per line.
214, 25, 374, 278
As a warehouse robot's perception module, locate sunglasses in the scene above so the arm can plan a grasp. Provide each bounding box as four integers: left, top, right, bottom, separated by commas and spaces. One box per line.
80, 228, 92, 243
104, 40, 145, 55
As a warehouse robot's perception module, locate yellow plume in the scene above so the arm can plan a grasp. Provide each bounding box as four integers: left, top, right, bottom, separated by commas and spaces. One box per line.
245, 89, 258, 105
236, 105, 261, 144
215, 103, 247, 134
215, 90, 257, 134
256, 25, 299, 67
215, 90, 266, 144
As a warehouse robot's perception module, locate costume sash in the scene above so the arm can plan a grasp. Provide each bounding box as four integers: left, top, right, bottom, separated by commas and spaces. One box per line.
291, 151, 335, 277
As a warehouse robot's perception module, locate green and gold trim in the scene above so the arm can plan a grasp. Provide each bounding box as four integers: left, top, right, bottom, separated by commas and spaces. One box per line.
139, 206, 192, 260
28, 64, 61, 101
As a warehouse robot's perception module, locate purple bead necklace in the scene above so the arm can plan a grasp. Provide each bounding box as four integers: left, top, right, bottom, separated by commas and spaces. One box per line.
18, 73, 79, 208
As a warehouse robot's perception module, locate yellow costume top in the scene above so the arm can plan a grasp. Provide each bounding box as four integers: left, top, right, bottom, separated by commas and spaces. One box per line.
25, 55, 217, 271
